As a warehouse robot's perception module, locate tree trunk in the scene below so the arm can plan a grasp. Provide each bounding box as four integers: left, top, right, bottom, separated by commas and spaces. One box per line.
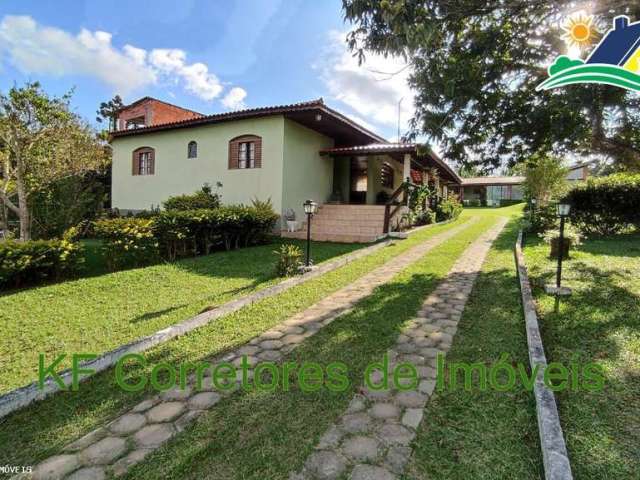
17, 184, 31, 241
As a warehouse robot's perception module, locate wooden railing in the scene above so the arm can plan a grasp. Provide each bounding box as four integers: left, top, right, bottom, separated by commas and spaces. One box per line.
383, 179, 440, 233
383, 179, 415, 233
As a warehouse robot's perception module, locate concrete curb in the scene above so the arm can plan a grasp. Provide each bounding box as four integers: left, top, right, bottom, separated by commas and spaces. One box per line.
0, 219, 458, 420
514, 230, 573, 480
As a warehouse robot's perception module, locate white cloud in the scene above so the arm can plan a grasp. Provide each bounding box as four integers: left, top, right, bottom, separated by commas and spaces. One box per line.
0, 15, 237, 102
221, 87, 247, 110
317, 30, 415, 137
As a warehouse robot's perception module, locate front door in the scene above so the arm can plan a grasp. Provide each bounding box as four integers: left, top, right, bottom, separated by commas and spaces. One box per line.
350, 157, 367, 204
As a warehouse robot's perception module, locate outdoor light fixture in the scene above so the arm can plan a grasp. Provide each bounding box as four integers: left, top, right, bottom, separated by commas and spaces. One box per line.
546, 202, 572, 297
557, 203, 571, 217
303, 200, 318, 268
315, 113, 322, 122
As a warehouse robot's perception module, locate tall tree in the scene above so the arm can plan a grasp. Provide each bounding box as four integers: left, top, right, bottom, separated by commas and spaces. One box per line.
0, 82, 108, 240
96, 94, 125, 133
343, 0, 640, 171
523, 154, 569, 205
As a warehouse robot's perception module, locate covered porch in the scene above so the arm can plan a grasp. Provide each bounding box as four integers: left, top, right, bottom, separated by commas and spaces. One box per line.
283, 143, 461, 243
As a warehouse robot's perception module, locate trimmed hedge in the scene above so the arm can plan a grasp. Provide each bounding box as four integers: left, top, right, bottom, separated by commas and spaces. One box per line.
93, 205, 279, 266
154, 206, 279, 260
162, 184, 221, 211
499, 199, 523, 207
564, 173, 640, 235
0, 237, 83, 289
93, 218, 159, 270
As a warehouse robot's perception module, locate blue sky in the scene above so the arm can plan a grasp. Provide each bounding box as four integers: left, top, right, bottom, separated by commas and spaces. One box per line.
0, 0, 415, 140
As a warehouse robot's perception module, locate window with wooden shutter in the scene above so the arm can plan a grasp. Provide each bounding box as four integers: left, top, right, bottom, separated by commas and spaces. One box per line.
381, 161, 394, 188
228, 135, 262, 169
132, 147, 155, 175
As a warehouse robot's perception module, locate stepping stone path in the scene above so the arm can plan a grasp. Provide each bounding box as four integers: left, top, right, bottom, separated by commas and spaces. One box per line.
21, 219, 479, 480
290, 218, 507, 480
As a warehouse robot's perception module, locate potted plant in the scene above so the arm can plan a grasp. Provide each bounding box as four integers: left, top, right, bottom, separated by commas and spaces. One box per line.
284, 208, 297, 232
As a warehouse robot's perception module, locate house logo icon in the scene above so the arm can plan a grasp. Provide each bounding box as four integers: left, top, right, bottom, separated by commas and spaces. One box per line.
537, 15, 640, 92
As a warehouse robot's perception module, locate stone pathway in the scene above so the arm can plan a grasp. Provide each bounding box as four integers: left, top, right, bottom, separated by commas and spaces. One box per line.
24, 218, 481, 480
290, 218, 507, 480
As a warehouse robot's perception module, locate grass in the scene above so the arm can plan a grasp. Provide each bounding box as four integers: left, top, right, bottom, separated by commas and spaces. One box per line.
525, 232, 640, 479
119, 215, 500, 479
406, 217, 542, 479
0, 238, 363, 393
0, 216, 473, 471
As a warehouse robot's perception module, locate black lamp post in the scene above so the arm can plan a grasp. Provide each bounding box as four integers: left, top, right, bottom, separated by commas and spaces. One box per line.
303, 199, 318, 267
555, 203, 571, 290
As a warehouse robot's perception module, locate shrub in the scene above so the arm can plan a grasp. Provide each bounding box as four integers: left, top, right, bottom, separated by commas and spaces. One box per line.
274, 244, 303, 276
154, 204, 279, 260
93, 218, 159, 270
162, 184, 221, 211
376, 191, 391, 205
463, 199, 482, 207
564, 173, 640, 235
499, 199, 522, 207
0, 238, 83, 289
541, 224, 582, 259
436, 194, 463, 221
527, 204, 557, 233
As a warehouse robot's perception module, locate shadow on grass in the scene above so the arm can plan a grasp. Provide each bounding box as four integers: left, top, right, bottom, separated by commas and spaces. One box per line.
406, 218, 542, 480
121, 270, 443, 480
528, 245, 640, 478
0, 256, 439, 477
0, 239, 364, 299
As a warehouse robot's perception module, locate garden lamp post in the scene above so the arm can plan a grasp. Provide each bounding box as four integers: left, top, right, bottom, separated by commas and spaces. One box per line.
303, 199, 318, 267
555, 203, 571, 289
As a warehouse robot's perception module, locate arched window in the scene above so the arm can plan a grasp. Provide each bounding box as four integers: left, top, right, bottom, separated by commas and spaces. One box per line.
132, 147, 155, 175
187, 141, 198, 158
228, 135, 262, 169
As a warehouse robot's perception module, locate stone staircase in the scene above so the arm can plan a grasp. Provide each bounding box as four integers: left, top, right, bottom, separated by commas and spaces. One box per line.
281, 204, 387, 243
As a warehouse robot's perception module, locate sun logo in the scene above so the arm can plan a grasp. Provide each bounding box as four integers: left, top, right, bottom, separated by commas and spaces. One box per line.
561, 13, 598, 49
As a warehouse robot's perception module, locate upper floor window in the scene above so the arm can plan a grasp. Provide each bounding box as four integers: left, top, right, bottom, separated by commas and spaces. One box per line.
132, 147, 155, 175
228, 135, 262, 169
126, 116, 146, 130
239, 141, 255, 168
188, 141, 198, 158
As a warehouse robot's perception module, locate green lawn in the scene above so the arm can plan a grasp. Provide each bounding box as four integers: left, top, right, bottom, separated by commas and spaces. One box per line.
525, 232, 640, 479
0, 216, 473, 471
406, 217, 542, 479
0, 238, 363, 393
120, 215, 501, 479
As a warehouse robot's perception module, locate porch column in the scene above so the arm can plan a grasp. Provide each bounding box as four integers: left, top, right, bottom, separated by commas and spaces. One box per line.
403, 153, 411, 183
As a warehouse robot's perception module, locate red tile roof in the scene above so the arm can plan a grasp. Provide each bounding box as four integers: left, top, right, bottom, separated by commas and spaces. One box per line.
110, 98, 386, 144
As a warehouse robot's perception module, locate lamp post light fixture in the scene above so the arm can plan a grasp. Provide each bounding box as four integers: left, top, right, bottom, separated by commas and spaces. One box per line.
303, 199, 318, 268
545, 202, 572, 297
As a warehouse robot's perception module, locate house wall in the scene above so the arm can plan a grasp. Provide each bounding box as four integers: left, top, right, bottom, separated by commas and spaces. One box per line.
111, 116, 286, 212
366, 155, 403, 204
281, 119, 334, 221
